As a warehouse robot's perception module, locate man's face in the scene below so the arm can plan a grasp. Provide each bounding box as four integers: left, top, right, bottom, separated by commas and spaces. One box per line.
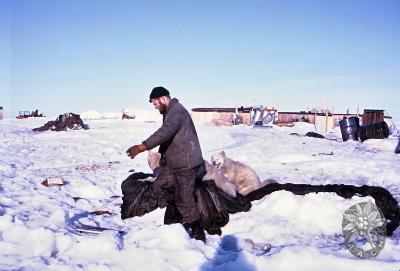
151, 97, 167, 114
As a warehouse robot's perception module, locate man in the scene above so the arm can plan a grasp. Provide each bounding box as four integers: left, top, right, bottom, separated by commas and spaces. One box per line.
126, 86, 206, 242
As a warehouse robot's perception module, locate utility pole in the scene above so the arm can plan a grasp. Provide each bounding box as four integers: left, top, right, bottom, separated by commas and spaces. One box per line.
325, 100, 329, 132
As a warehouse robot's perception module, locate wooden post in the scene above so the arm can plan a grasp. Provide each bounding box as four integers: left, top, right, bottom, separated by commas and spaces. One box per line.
325, 106, 328, 132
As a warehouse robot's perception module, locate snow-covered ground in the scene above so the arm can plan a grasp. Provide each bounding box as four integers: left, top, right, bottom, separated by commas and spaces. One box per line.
1, 115, 400, 271
80, 109, 160, 122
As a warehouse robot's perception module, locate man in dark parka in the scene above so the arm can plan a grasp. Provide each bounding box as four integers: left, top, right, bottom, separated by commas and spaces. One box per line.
126, 86, 206, 242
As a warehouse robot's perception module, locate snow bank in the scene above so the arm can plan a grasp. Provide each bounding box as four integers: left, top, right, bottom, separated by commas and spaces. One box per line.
80, 110, 121, 120
80, 108, 161, 122
1, 118, 400, 270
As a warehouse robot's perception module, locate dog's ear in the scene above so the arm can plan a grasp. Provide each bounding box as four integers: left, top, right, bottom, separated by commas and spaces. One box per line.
220, 151, 226, 157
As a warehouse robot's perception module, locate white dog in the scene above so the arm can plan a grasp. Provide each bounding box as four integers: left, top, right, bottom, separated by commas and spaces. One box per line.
147, 150, 237, 197
211, 151, 274, 195
203, 160, 237, 197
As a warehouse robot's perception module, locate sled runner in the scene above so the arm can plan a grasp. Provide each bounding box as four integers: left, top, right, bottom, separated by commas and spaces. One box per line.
73, 223, 125, 235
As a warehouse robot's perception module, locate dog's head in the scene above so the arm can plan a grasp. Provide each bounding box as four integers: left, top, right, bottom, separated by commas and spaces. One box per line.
211, 151, 226, 169
147, 150, 161, 171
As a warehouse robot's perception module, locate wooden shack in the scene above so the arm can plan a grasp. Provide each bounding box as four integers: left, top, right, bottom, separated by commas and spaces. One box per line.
276, 111, 315, 124
276, 111, 360, 131
192, 107, 252, 125
362, 109, 384, 125
0, 106, 3, 120
192, 106, 377, 131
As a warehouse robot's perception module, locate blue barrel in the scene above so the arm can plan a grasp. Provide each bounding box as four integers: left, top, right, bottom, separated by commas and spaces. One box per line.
357, 121, 389, 142
339, 116, 360, 142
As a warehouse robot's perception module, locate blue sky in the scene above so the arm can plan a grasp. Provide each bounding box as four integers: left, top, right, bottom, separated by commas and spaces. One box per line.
1, 0, 399, 118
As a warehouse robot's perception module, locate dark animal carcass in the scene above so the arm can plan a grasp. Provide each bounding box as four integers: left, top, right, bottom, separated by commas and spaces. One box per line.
33, 113, 89, 132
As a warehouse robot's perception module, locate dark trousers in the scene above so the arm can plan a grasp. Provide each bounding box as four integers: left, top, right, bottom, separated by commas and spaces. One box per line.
153, 162, 206, 224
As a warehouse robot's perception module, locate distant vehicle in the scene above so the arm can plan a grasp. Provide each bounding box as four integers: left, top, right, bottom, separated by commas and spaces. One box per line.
16, 111, 31, 119
16, 110, 45, 119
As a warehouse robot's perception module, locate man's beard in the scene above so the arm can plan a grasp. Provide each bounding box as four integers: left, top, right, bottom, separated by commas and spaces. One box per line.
158, 104, 167, 114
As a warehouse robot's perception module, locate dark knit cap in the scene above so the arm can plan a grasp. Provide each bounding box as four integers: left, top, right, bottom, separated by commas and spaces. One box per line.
149, 86, 170, 102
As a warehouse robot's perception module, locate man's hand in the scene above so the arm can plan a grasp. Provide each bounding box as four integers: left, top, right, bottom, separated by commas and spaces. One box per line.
126, 144, 147, 159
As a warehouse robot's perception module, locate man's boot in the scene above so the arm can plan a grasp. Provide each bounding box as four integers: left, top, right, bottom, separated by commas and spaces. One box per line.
189, 220, 206, 242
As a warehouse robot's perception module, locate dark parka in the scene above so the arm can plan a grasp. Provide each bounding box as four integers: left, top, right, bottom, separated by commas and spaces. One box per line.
142, 98, 203, 173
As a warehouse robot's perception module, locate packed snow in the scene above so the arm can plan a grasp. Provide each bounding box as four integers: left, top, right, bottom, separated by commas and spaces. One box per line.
1, 114, 400, 271
80, 109, 160, 122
